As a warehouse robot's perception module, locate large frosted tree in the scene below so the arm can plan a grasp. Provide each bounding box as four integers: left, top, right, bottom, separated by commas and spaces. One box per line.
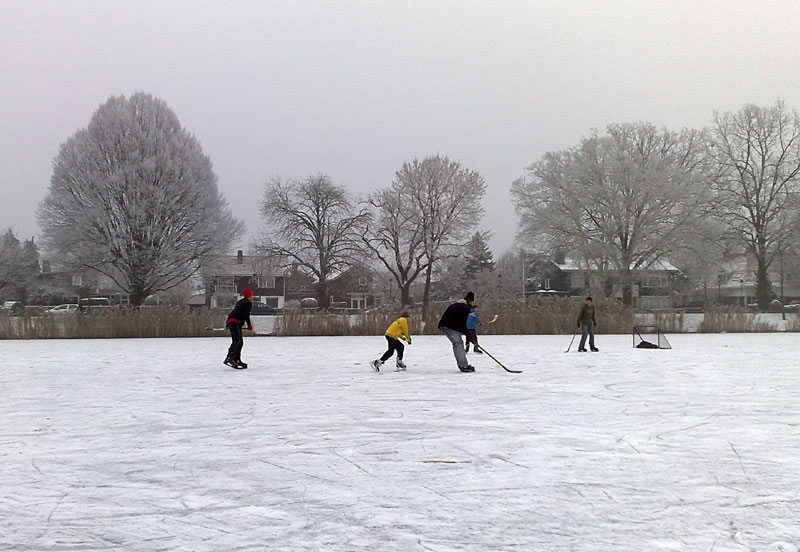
257, 174, 369, 309
394, 156, 486, 314
709, 101, 800, 309
38, 93, 243, 306
512, 122, 714, 304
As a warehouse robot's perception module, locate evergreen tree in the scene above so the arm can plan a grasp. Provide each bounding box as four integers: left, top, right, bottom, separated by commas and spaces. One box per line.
463, 231, 495, 282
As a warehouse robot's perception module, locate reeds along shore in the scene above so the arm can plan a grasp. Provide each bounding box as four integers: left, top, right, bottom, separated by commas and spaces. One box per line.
1, 299, 797, 339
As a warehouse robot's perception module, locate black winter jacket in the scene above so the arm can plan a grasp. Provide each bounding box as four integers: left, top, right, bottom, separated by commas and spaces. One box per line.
438, 300, 471, 334
227, 298, 252, 326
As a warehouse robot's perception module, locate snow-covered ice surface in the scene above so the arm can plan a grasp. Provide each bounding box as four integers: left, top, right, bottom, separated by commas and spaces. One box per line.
2, 333, 799, 551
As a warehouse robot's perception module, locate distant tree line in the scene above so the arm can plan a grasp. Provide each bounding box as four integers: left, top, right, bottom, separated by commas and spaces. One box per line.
25, 92, 800, 311
512, 101, 800, 310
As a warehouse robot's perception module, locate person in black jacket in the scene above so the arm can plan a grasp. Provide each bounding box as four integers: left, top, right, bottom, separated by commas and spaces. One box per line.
438, 292, 476, 372
224, 288, 253, 369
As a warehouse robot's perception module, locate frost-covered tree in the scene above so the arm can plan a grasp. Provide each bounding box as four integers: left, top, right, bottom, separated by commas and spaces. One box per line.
37, 93, 243, 306
395, 156, 486, 313
512, 122, 714, 304
709, 101, 800, 309
257, 174, 369, 309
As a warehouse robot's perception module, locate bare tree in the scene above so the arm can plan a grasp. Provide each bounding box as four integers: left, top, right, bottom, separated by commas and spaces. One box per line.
257, 174, 368, 309
512, 122, 714, 304
395, 156, 486, 314
362, 187, 427, 307
709, 101, 800, 309
37, 93, 243, 306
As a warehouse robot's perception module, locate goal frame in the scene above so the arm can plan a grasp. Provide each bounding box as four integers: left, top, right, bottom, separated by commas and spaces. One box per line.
632, 325, 672, 349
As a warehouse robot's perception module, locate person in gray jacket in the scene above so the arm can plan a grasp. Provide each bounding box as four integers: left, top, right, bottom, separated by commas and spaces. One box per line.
577, 296, 598, 352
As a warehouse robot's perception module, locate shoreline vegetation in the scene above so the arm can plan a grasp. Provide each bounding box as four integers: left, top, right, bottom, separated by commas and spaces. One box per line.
1, 299, 799, 339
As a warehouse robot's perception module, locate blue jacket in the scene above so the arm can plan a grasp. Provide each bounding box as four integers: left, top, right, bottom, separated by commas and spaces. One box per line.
466, 308, 481, 330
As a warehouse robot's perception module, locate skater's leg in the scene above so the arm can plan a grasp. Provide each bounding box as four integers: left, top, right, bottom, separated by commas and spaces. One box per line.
395, 340, 404, 360
227, 322, 242, 359
439, 326, 468, 367
588, 324, 596, 350
578, 324, 588, 350
229, 323, 244, 361
380, 336, 399, 362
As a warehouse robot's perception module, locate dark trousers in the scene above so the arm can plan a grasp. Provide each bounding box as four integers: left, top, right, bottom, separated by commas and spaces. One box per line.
579, 324, 595, 350
380, 336, 404, 361
465, 329, 479, 351
227, 321, 244, 361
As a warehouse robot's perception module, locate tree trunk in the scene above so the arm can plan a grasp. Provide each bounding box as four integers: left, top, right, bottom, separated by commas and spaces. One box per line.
130, 288, 149, 307
317, 280, 329, 310
400, 283, 411, 308
422, 264, 433, 318
755, 256, 772, 310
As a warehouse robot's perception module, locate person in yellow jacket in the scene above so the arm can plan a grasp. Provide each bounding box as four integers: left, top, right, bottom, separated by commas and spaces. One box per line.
371, 311, 411, 372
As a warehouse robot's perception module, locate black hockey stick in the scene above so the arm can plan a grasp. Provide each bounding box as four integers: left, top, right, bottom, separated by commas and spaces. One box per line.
476, 345, 522, 373
565, 327, 578, 353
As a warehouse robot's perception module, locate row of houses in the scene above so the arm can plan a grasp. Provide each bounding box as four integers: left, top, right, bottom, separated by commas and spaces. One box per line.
27, 250, 800, 310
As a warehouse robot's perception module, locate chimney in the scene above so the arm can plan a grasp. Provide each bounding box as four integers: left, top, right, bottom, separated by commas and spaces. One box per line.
237, 250, 243, 264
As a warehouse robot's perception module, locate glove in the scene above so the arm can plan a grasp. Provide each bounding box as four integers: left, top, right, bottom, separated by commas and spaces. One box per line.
577, 322, 581, 328
247, 324, 253, 331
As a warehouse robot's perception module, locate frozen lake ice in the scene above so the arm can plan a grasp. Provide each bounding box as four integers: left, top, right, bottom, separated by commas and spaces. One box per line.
2, 333, 799, 550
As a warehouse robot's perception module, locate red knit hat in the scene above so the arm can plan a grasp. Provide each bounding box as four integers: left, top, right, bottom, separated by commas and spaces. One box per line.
241, 288, 253, 298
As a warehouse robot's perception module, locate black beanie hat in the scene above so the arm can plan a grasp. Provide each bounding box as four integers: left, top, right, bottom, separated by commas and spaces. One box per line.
465, 291, 475, 302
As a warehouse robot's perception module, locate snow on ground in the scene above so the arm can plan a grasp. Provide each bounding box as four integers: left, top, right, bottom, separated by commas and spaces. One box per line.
2, 333, 799, 551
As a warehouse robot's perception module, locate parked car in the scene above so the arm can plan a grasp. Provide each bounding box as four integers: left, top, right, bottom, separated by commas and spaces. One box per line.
250, 301, 281, 315
0, 300, 25, 315
46, 304, 82, 315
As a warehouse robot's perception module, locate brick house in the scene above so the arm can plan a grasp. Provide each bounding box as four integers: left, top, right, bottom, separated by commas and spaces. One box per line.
202, 251, 286, 309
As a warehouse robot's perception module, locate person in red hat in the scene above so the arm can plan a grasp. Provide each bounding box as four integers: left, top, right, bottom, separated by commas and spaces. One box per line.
224, 288, 253, 369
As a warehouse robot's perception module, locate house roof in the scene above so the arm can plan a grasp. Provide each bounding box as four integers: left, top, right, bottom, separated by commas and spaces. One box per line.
557, 258, 679, 272
203, 255, 287, 277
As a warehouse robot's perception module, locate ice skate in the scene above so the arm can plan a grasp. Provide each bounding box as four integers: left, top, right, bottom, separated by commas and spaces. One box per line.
590, 347, 599, 352
371, 359, 383, 373
395, 359, 407, 371
223, 357, 238, 368
458, 365, 475, 373
236, 360, 248, 369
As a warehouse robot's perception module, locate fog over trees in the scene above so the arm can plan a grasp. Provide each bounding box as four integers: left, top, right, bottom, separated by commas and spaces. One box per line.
18, 91, 800, 310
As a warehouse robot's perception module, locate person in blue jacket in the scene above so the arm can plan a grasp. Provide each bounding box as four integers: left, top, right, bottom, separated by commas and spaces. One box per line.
464, 304, 483, 354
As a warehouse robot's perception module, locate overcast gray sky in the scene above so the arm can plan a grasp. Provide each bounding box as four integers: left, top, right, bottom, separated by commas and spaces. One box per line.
3, 1, 800, 255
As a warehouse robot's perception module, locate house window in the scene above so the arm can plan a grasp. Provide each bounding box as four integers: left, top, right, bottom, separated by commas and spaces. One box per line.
358, 277, 368, 286
544, 278, 551, 289
644, 275, 668, 288
351, 296, 366, 309
259, 276, 276, 289
72, 275, 83, 287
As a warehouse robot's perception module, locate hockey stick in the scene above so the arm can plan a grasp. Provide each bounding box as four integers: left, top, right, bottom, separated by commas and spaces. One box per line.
564, 328, 578, 353
205, 326, 226, 331
476, 345, 522, 373
487, 314, 499, 324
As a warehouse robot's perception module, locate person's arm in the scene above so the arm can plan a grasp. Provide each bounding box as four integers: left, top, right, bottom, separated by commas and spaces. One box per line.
475, 311, 482, 326
592, 308, 596, 326
402, 318, 411, 343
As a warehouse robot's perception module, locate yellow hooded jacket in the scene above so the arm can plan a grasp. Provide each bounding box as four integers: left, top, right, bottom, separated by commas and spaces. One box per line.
385, 316, 411, 343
